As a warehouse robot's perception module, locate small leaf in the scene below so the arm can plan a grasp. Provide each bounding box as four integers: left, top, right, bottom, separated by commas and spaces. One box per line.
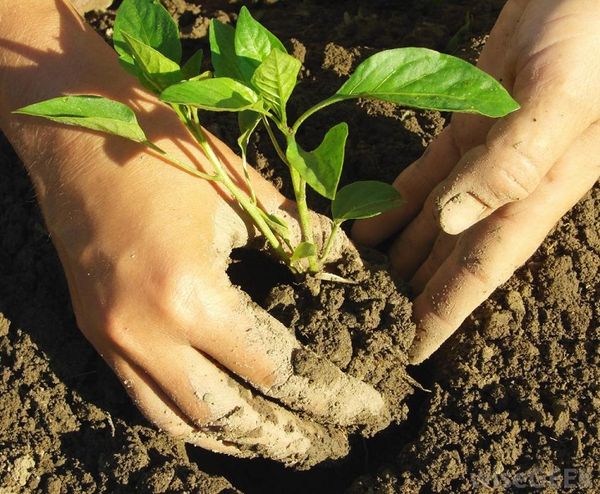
332, 181, 404, 221
234, 6, 287, 83
209, 20, 244, 81
237, 109, 262, 159
286, 123, 348, 200
113, 0, 181, 64
251, 49, 301, 122
259, 210, 291, 243
122, 32, 182, 92
14, 96, 147, 143
290, 242, 316, 262
181, 49, 204, 80
335, 48, 519, 117
160, 78, 259, 111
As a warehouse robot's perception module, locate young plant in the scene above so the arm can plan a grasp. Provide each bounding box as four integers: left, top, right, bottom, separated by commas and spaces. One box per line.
14, 0, 519, 274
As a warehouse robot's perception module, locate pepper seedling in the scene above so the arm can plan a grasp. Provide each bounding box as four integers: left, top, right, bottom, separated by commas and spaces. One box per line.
14, 0, 519, 274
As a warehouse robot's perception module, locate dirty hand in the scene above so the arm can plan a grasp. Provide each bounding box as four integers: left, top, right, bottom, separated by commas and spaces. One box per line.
0, 0, 385, 466
353, 0, 600, 364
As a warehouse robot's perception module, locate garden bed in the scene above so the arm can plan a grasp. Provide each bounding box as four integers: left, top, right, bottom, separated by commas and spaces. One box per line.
0, 0, 597, 492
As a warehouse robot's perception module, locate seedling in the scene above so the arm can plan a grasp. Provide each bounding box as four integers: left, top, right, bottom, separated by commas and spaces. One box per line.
14, 0, 519, 274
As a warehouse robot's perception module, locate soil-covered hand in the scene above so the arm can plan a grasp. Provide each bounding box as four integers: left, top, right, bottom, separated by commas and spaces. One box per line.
353, 0, 600, 364
0, 0, 385, 467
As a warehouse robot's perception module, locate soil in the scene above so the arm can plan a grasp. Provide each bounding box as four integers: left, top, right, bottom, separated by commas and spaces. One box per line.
1, 0, 598, 493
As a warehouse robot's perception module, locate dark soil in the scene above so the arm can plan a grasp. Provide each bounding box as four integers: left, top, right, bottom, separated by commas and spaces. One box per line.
1, 0, 598, 493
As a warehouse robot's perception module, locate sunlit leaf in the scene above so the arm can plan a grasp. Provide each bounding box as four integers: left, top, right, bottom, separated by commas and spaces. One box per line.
122, 32, 182, 92
251, 49, 301, 122
234, 6, 286, 83
335, 48, 519, 117
113, 0, 181, 64
286, 123, 348, 200
160, 78, 259, 111
14, 95, 147, 143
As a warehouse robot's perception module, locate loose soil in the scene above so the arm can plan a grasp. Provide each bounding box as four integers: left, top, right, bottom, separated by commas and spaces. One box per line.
1, 0, 598, 493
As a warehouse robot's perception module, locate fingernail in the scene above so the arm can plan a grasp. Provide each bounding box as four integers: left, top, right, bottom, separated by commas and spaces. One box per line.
407, 335, 430, 365
439, 192, 487, 235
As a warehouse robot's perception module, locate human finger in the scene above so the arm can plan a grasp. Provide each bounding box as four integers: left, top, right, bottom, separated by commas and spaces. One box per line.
410, 121, 600, 364
116, 339, 349, 466
435, 15, 600, 235
184, 272, 388, 428
409, 232, 457, 293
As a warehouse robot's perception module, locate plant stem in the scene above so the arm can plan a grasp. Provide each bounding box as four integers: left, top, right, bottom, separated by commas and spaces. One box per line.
144, 141, 217, 181
291, 95, 345, 134
290, 167, 319, 272
263, 118, 319, 272
180, 112, 290, 265
319, 220, 342, 265
262, 117, 288, 164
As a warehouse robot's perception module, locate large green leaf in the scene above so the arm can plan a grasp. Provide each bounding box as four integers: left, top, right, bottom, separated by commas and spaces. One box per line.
286, 123, 348, 200
335, 48, 519, 117
113, 0, 181, 64
234, 6, 287, 83
160, 78, 259, 111
251, 49, 301, 122
209, 20, 244, 81
122, 32, 182, 92
14, 96, 147, 143
332, 181, 404, 221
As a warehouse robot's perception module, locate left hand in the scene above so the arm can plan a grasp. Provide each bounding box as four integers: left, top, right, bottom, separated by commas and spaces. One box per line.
353, 0, 600, 364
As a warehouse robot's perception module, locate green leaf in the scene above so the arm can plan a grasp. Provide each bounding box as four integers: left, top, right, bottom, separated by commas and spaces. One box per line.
258, 210, 291, 243
160, 78, 259, 111
209, 20, 244, 81
335, 48, 519, 117
13, 95, 147, 143
332, 181, 404, 221
234, 6, 287, 83
290, 242, 316, 262
237, 109, 262, 159
181, 49, 204, 80
113, 0, 181, 64
251, 49, 301, 122
286, 123, 348, 200
122, 32, 182, 92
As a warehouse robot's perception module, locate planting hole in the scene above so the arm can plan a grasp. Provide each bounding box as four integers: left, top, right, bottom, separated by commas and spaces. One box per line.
227, 247, 295, 305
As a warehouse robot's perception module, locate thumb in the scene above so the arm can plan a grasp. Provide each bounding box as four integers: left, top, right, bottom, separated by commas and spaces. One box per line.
435, 44, 600, 235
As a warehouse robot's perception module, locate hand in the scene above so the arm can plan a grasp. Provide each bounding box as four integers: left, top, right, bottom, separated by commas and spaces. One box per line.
46, 125, 384, 466
0, 0, 385, 466
353, 0, 600, 364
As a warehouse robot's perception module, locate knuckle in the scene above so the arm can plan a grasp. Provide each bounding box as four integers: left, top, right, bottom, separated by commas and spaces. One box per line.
487, 144, 542, 203
100, 311, 132, 350
149, 263, 207, 328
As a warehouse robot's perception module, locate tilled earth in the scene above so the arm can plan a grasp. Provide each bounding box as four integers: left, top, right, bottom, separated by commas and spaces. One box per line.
0, 0, 598, 492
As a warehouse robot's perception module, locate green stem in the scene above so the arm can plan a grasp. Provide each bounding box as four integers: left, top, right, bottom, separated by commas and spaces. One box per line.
291, 95, 345, 134
262, 117, 288, 164
290, 167, 319, 273
263, 117, 320, 272
182, 113, 290, 265
144, 141, 217, 181
319, 220, 342, 265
